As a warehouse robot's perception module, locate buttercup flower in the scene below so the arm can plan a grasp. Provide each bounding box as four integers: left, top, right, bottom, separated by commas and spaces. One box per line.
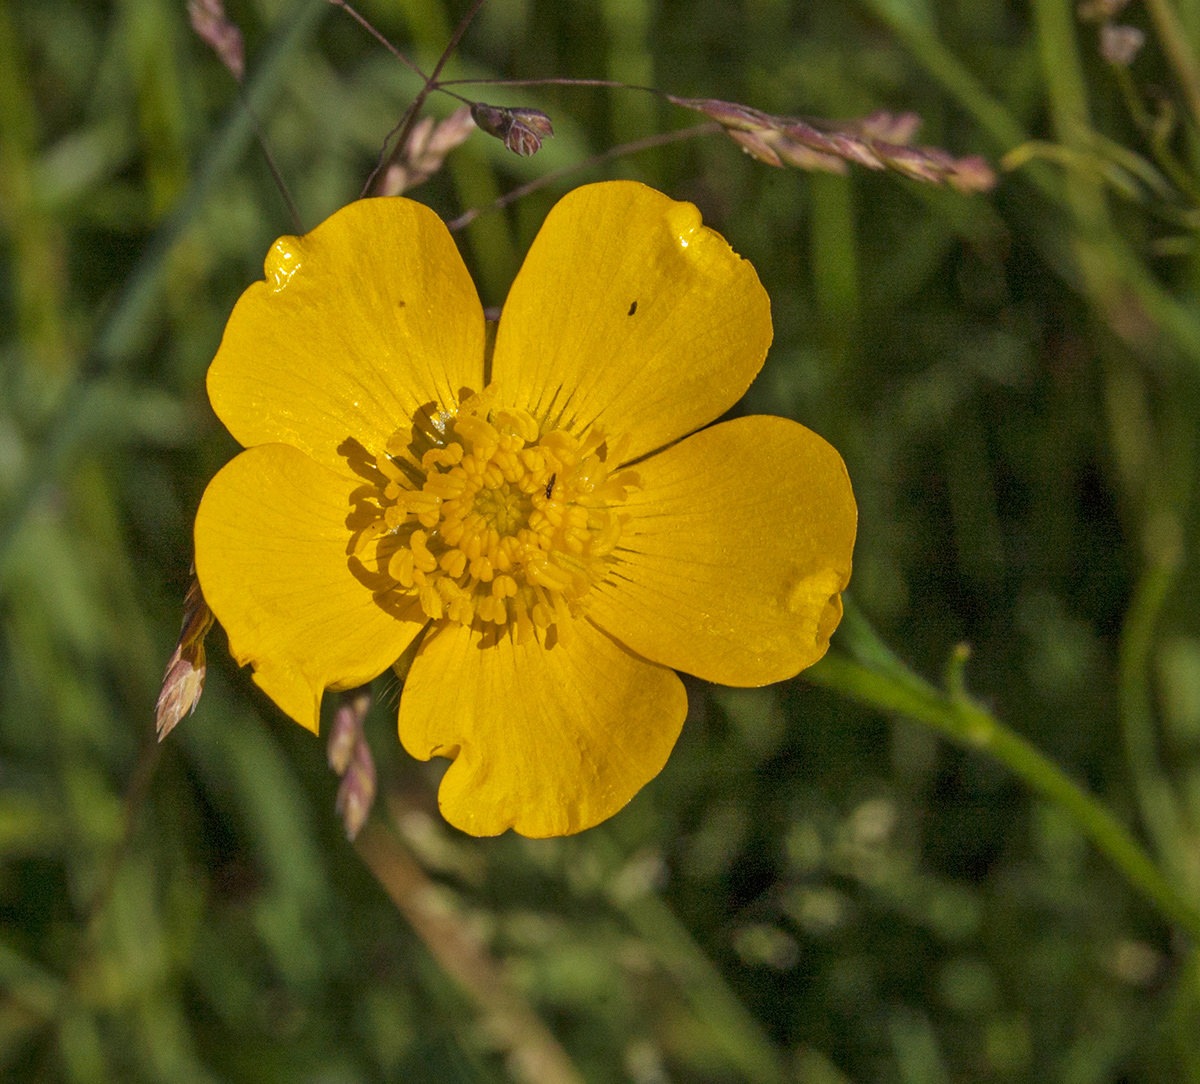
194, 181, 856, 837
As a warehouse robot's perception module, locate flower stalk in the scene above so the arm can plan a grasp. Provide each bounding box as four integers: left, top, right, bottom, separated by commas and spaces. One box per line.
808, 599, 1200, 942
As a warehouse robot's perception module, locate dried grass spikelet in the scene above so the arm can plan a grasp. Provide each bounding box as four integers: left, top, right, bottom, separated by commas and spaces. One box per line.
381, 107, 478, 196
187, 0, 245, 82
470, 102, 556, 157
1099, 24, 1145, 66
669, 95, 997, 193
328, 689, 376, 840
156, 571, 215, 740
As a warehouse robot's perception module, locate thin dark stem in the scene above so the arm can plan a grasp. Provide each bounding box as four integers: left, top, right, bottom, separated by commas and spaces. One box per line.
438, 76, 660, 93
447, 122, 721, 231
426, 0, 486, 88
361, 97, 424, 197
80, 739, 162, 937
325, 0, 427, 80
240, 92, 303, 232
363, 0, 486, 197
434, 86, 476, 106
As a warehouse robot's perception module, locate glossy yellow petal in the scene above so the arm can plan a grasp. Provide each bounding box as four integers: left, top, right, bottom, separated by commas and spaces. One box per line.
492, 181, 772, 462
208, 198, 485, 476
398, 619, 687, 837
587, 415, 856, 686
194, 443, 425, 732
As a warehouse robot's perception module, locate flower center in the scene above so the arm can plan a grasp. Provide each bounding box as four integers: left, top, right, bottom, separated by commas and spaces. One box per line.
353, 385, 639, 646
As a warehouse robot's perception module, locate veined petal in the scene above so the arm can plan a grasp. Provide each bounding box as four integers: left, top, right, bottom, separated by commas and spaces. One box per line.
398, 619, 687, 837
194, 443, 425, 732
492, 182, 772, 462
588, 415, 856, 686
208, 198, 485, 476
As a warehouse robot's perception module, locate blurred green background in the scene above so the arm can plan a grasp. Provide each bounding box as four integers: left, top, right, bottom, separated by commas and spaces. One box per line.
4, 0, 1200, 1080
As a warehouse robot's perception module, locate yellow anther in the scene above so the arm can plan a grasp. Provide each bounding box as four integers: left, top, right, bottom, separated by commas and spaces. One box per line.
353, 521, 387, 557
410, 531, 438, 573
363, 389, 632, 642
447, 595, 474, 625
376, 452, 406, 482
527, 561, 572, 592
494, 408, 539, 442
541, 430, 577, 456
455, 414, 500, 446
388, 547, 415, 588
422, 442, 464, 469
520, 448, 545, 472
572, 456, 602, 493
419, 582, 444, 620
478, 595, 507, 624
425, 472, 468, 499
513, 596, 535, 644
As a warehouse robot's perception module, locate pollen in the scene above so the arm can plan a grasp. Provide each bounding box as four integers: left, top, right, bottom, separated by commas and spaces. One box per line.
356, 386, 639, 645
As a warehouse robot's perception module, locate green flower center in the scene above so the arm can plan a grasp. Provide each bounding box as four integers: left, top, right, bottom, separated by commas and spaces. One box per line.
354, 385, 639, 646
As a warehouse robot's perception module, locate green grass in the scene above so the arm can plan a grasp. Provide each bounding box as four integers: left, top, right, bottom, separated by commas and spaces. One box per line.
3, 0, 1200, 1081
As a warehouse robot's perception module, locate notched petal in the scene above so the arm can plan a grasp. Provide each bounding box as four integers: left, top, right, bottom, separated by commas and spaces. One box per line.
398, 620, 686, 837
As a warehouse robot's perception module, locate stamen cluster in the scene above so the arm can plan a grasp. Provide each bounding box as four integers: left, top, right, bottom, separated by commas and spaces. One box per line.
354, 387, 639, 645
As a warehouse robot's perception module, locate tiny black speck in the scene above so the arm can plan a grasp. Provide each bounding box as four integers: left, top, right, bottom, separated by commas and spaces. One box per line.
628, 301, 638, 316
545, 473, 556, 499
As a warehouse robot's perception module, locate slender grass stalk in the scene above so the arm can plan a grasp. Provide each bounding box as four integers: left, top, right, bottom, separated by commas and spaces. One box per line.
866, 0, 1200, 368
0, 0, 327, 583
0, 0, 70, 379
809, 600, 1200, 942
593, 834, 788, 1084
1031, 0, 1114, 250
356, 818, 588, 1084
1145, 0, 1200, 134
97, 0, 327, 365
1119, 552, 1194, 889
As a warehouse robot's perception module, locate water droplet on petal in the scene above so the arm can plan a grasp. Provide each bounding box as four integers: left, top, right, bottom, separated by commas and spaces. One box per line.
667, 201, 702, 249
265, 236, 303, 292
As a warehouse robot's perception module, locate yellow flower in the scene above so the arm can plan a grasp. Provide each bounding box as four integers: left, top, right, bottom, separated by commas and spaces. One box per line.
194, 181, 856, 837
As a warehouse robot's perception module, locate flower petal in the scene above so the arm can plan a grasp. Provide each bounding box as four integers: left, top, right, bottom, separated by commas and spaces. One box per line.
398, 619, 687, 837
208, 198, 485, 476
194, 443, 425, 732
588, 415, 856, 686
492, 181, 772, 461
